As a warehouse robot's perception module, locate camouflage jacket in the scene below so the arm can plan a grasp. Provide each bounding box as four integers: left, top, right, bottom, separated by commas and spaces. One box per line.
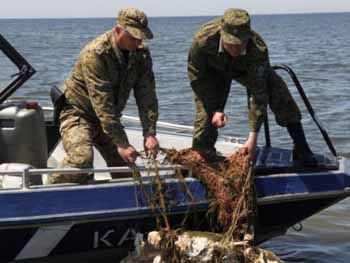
188, 18, 271, 132
62, 30, 158, 147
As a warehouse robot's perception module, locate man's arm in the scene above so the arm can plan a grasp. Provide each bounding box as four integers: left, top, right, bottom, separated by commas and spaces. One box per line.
133, 49, 159, 155
243, 131, 258, 161
188, 41, 231, 115
236, 33, 271, 133
235, 33, 271, 160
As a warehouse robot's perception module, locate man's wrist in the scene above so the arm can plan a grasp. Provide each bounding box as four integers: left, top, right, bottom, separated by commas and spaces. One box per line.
144, 132, 156, 139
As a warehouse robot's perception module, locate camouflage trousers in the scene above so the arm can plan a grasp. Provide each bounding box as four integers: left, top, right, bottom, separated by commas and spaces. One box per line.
192, 70, 301, 150
49, 106, 130, 184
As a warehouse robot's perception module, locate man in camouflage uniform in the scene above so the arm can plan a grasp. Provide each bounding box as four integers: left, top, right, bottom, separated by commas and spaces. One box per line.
188, 8, 317, 165
49, 8, 159, 184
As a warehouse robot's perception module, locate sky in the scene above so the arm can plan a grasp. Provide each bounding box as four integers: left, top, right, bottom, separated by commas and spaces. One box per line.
1, 0, 350, 18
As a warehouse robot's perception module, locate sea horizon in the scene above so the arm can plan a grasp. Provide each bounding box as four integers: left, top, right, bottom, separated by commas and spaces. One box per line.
0, 10, 350, 20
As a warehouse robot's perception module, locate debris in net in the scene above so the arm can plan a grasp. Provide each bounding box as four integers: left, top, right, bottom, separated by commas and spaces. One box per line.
121, 230, 283, 263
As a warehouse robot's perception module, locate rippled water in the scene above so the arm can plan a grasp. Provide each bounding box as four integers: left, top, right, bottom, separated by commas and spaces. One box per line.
1, 13, 350, 262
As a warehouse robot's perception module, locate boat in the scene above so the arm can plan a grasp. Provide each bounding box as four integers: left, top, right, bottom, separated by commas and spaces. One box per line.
0, 33, 349, 262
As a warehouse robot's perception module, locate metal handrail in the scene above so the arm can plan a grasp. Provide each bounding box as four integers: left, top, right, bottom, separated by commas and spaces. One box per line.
42, 106, 194, 132
0, 164, 188, 190
42, 107, 246, 144
121, 115, 194, 132
122, 115, 246, 144
273, 65, 337, 157
0, 164, 186, 176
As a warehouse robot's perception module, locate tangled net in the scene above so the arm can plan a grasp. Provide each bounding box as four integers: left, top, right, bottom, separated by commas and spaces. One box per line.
129, 147, 258, 262
123, 147, 284, 262
164, 148, 254, 237
121, 149, 283, 263
160, 148, 255, 261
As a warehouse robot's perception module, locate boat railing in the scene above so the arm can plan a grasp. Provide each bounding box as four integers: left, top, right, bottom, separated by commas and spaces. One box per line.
0, 164, 189, 191
122, 115, 246, 144
42, 107, 246, 144
263, 65, 338, 157
122, 115, 194, 133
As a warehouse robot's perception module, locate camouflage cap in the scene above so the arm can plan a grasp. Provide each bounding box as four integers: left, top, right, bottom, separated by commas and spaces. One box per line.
220, 8, 252, 45
117, 8, 153, 40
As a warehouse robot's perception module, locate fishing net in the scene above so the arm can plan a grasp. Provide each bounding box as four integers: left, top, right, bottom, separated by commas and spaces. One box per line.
123, 148, 283, 263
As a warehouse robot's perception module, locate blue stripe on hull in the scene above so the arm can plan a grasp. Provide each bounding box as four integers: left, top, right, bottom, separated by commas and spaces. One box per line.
0, 172, 348, 227
255, 172, 346, 197
0, 180, 207, 226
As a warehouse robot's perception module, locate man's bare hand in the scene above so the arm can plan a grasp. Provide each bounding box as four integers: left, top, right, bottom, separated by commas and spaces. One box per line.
242, 132, 258, 162
144, 135, 159, 158
211, 112, 228, 128
117, 145, 138, 164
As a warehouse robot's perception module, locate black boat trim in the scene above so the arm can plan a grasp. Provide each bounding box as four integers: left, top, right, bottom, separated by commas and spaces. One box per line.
0, 34, 36, 105
269, 65, 337, 157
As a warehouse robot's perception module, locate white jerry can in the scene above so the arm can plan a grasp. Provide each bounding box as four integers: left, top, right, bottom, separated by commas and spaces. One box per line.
0, 163, 35, 188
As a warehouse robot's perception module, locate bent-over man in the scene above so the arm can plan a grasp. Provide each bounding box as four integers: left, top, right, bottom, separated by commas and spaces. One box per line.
49, 8, 159, 184
188, 8, 317, 165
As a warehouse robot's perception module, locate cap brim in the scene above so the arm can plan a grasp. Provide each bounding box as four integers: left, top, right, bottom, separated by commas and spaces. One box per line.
221, 29, 251, 45
126, 26, 154, 40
